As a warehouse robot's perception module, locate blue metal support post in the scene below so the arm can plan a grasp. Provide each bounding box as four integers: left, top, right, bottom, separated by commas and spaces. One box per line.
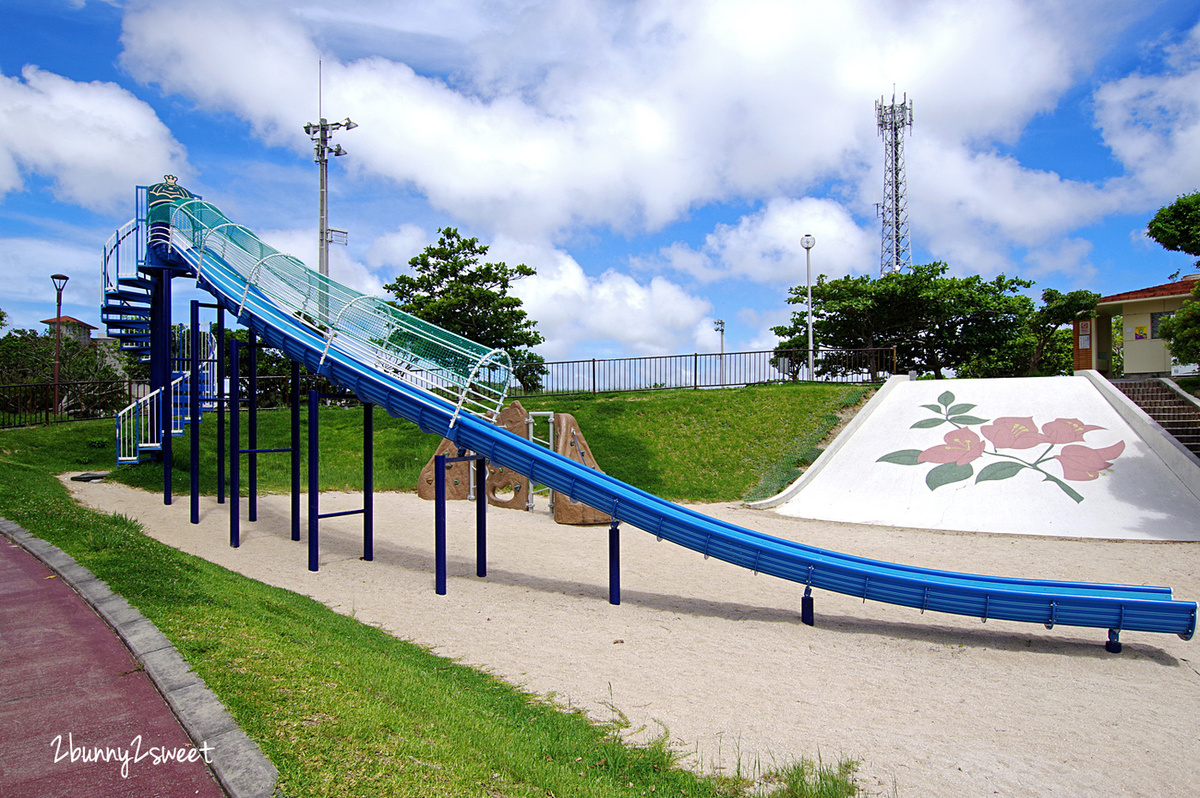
308, 389, 319, 571
475, 456, 486, 576
229, 339, 240, 547
364, 402, 374, 561
190, 300, 200, 524
435, 453, 447, 595
248, 331, 258, 523
433, 451, 488, 594
307, 391, 375, 572
216, 308, 226, 504
156, 271, 172, 505
609, 520, 620, 605
291, 360, 300, 542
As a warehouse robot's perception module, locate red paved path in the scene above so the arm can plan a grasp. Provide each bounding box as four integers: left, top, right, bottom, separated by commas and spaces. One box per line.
0, 538, 226, 797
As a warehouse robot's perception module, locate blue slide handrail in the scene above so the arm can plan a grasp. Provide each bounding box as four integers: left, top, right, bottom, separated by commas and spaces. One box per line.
172, 207, 1196, 643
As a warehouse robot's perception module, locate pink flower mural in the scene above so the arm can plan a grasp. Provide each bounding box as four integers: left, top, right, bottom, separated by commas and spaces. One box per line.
1054, 441, 1126, 481
981, 417, 1049, 449
877, 390, 1125, 502
1041, 418, 1105, 444
918, 429, 983, 465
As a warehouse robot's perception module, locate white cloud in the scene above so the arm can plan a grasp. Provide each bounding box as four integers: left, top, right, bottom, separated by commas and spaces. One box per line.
1094, 21, 1200, 200
1020, 237, 1096, 286
0, 66, 187, 212
116, 0, 1137, 246
489, 237, 711, 359
366, 223, 429, 270
652, 197, 876, 284
0, 237, 103, 329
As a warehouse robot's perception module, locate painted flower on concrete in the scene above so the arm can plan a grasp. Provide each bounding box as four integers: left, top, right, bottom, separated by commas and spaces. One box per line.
877, 390, 1125, 502
1041, 418, 1105, 444
981, 417, 1048, 449
917, 428, 983, 466
1054, 441, 1126, 481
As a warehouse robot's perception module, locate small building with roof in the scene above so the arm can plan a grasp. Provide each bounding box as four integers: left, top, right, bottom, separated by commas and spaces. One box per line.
40, 315, 98, 345
1072, 275, 1199, 377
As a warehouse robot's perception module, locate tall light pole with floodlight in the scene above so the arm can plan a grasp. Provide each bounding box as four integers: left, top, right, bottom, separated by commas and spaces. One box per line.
304, 116, 357, 278
800, 235, 816, 380
51, 273, 69, 416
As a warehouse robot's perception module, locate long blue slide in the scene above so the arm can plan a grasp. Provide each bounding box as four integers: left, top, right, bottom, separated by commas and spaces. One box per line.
129, 197, 1197, 647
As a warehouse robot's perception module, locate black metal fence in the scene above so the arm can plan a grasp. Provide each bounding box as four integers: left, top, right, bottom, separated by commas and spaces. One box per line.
0, 380, 150, 429
0, 347, 894, 429
510, 348, 895, 397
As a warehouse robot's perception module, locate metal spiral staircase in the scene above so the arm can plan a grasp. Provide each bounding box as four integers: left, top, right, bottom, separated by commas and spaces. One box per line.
103, 187, 221, 464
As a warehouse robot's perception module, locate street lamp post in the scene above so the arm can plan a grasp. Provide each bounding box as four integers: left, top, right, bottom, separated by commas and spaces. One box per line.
51, 273, 69, 416
800, 235, 816, 380
714, 319, 725, 386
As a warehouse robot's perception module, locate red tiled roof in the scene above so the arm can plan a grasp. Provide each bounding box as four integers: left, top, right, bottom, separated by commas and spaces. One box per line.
1099, 278, 1198, 304
39, 315, 97, 329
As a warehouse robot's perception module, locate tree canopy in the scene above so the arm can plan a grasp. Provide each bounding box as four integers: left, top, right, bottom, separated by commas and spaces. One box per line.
0, 326, 128, 418
1147, 191, 1200, 270
1148, 193, 1200, 365
382, 228, 546, 391
773, 264, 1096, 379
1158, 281, 1200, 366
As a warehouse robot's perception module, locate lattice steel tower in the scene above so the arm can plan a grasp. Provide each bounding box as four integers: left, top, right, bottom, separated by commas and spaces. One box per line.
876, 92, 913, 275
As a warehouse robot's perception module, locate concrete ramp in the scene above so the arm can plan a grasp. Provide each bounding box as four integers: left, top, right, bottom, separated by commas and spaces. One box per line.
761, 372, 1200, 541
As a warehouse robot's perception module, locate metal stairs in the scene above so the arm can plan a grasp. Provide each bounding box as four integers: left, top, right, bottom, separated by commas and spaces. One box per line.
114, 330, 217, 464
101, 275, 155, 360
103, 187, 219, 464
1114, 378, 1200, 459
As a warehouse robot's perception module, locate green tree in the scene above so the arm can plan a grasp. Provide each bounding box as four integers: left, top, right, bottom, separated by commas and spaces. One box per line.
0, 328, 127, 417
773, 262, 1034, 379
1022, 288, 1099, 376
1147, 192, 1200, 272
1148, 194, 1200, 365
382, 228, 547, 391
1158, 282, 1200, 365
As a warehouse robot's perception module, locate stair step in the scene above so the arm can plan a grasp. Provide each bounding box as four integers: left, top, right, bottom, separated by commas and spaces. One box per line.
119, 275, 155, 290
103, 319, 152, 331
102, 306, 152, 319
105, 290, 152, 304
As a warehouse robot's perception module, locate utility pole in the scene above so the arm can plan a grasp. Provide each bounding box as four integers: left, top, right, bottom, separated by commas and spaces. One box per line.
305, 61, 356, 279
304, 116, 356, 278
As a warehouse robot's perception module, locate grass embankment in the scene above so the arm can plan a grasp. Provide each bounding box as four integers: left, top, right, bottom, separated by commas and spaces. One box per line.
103, 382, 871, 502
0, 383, 872, 797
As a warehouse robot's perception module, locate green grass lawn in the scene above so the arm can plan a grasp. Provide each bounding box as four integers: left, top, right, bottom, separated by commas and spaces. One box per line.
96, 381, 870, 504
0, 383, 872, 797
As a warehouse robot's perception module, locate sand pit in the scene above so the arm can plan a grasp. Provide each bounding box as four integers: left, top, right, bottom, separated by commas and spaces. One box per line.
63, 477, 1200, 797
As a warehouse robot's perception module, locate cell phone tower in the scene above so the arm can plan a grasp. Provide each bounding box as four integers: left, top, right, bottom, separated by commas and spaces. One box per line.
876, 91, 913, 276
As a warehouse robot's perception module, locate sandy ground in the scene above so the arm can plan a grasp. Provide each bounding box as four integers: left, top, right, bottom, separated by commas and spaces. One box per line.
63, 477, 1200, 797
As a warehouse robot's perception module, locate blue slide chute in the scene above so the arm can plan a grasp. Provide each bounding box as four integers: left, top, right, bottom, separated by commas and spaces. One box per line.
159, 198, 1195, 644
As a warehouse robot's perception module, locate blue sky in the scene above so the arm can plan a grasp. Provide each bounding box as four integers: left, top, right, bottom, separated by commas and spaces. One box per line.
2, 0, 1199, 361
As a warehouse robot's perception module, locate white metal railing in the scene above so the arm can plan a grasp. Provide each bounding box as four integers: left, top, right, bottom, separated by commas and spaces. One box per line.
166, 199, 513, 422
173, 327, 218, 412
115, 373, 189, 463
103, 217, 142, 295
